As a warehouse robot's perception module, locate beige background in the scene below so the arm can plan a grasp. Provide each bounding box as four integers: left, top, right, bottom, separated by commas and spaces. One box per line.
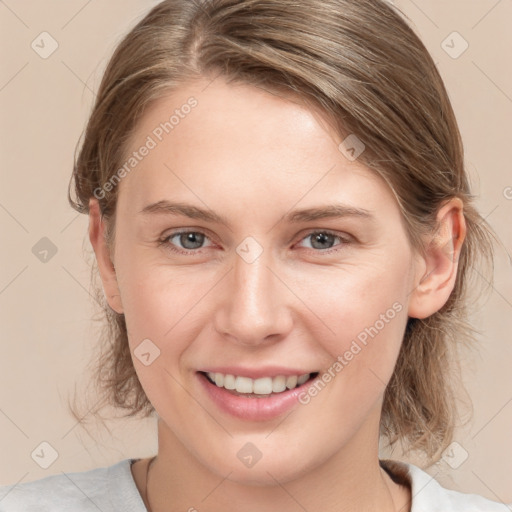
1, 0, 511, 504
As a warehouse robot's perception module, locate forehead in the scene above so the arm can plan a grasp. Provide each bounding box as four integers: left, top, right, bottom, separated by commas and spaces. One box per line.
128, 76, 338, 160
116, 76, 399, 224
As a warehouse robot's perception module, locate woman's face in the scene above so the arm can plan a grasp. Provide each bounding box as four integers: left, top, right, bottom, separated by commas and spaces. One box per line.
105, 76, 424, 483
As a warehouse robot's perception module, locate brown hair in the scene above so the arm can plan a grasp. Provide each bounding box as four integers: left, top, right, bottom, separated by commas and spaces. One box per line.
68, 0, 496, 462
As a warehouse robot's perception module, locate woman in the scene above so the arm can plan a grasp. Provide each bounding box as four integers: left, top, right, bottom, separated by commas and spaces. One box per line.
1, 0, 509, 510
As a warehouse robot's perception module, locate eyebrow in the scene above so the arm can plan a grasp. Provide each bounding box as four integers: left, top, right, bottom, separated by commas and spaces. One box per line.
139, 200, 374, 226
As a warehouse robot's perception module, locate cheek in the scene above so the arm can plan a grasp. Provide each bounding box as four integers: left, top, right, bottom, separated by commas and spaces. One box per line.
292, 256, 411, 405
296, 258, 410, 350
120, 267, 202, 347
117, 263, 205, 414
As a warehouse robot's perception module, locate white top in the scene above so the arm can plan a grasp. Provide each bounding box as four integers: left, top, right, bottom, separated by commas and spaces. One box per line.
0, 458, 509, 511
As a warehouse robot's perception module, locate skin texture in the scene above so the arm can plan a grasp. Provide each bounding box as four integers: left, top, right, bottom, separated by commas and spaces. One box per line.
89, 76, 466, 512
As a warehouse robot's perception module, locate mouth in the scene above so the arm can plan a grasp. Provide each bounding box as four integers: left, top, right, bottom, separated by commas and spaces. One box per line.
200, 371, 319, 398
196, 370, 320, 421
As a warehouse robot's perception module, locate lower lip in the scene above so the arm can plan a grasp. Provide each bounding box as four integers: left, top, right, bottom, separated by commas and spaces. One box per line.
197, 372, 315, 422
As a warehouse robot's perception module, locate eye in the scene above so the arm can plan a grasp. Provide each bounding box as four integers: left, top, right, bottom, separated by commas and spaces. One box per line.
296, 230, 350, 253
159, 230, 214, 254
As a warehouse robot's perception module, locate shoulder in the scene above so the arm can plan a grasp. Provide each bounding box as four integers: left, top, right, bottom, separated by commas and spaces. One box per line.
381, 459, 511, 512
0, 458, 145, 512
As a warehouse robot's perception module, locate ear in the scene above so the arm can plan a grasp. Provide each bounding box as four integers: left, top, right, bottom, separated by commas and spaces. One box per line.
88, 198, 124, 314
407, 197, 466, 319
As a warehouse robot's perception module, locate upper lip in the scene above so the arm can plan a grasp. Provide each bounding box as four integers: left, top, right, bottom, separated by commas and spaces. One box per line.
198, 366, 318, 379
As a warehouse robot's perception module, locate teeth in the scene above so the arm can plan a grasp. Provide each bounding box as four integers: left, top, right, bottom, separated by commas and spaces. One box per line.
297, 373, 309, 385
214, 373, 224, 387
223, 374, 236, 390
206, 372, 311, 395
253, 377, 273, 394
272, 375, 286, 393
235, 376, 253, 393
286, 375, 298, 389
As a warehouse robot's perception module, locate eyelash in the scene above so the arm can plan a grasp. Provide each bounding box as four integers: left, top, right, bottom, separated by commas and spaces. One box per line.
158, 229, 352, 256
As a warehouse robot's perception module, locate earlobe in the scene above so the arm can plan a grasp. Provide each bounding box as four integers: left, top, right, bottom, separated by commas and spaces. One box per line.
88, 198, 124, 314
407, 198, 466, 320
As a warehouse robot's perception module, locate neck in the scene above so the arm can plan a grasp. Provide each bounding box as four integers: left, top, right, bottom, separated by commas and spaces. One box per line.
143, 417, 410, 512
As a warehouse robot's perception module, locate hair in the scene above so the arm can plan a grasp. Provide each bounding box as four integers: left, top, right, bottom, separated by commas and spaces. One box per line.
68, 0, 496, 463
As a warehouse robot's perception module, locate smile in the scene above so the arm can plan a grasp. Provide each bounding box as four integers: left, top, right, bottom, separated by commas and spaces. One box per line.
204, 371, 318, 397
197, 370, 320, 421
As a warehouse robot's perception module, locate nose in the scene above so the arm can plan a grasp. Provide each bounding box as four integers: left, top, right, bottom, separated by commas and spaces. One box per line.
213, 244, 293, 347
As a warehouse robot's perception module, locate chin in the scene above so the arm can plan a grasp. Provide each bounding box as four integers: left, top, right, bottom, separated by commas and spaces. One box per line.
197, 443, 321, 486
